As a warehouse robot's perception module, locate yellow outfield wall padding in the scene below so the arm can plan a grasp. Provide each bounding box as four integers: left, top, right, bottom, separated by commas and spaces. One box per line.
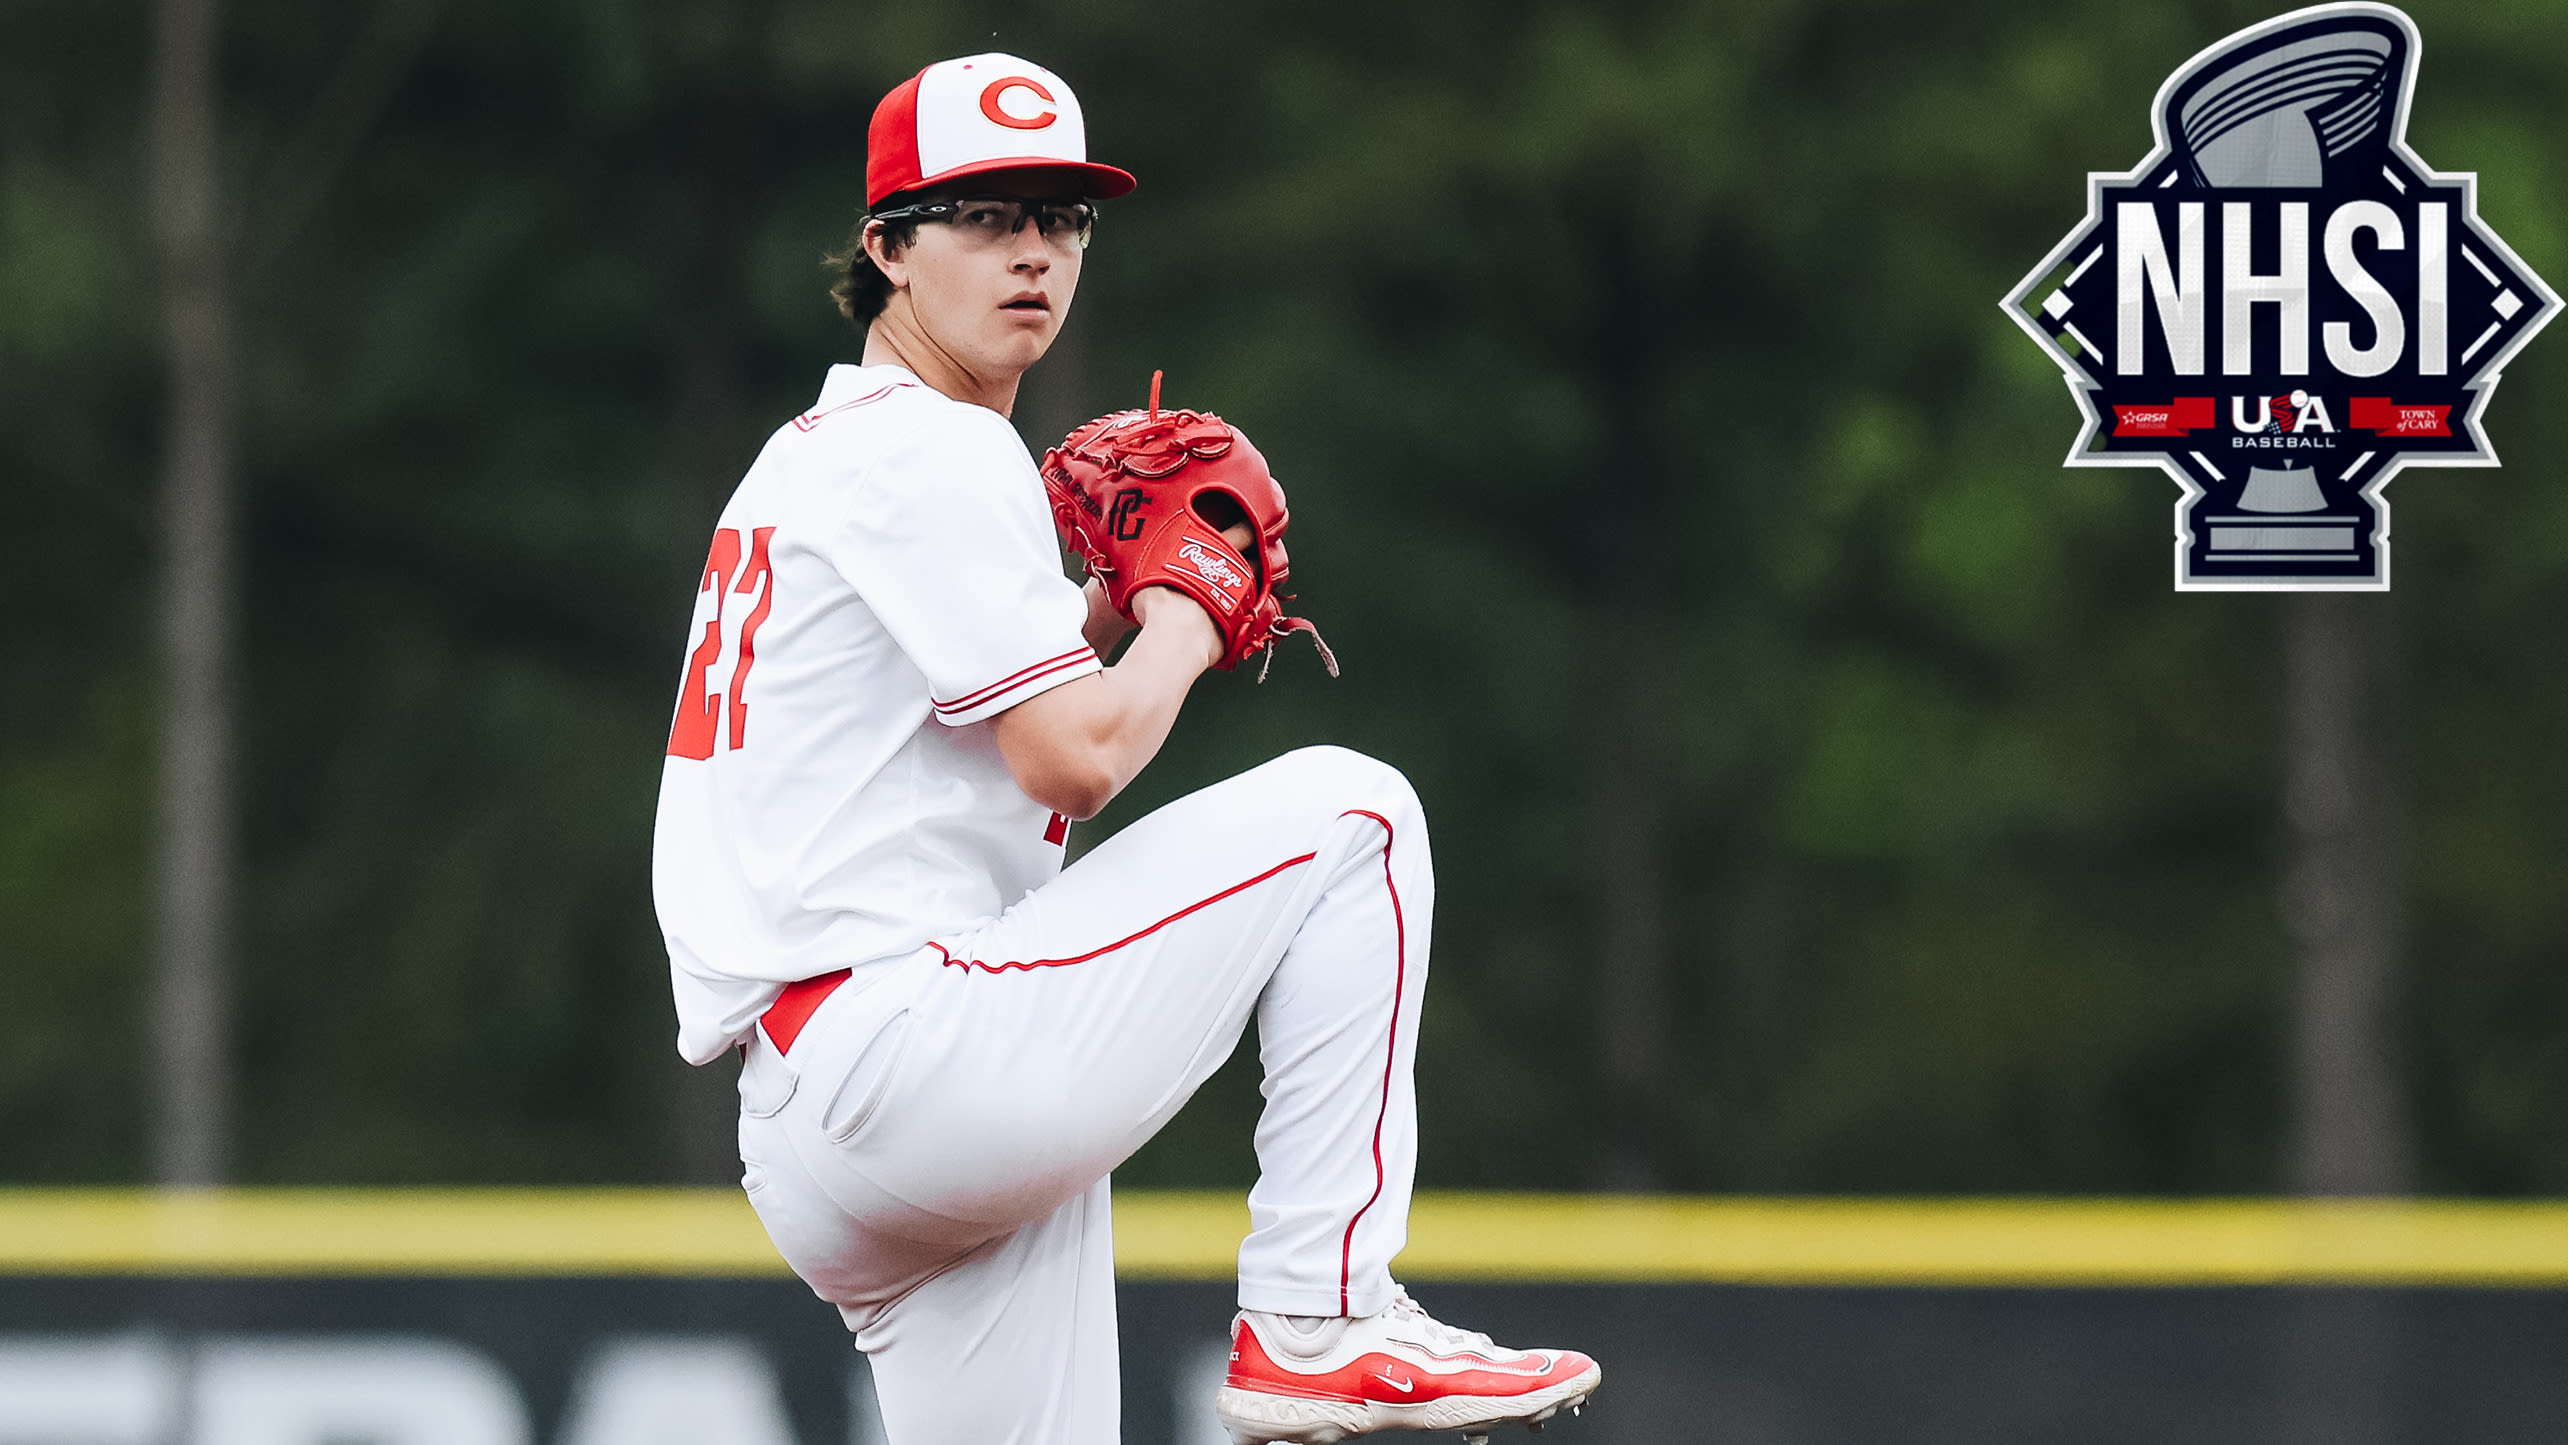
0, 1190, 789, 1278
3, 1191, 2568, 1284
1377, 1195, 2568, 1285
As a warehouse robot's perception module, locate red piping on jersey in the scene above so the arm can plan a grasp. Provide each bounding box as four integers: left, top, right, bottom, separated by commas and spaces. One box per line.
760, 968, 852, 1056
1336, 808, 1404, 1315
791, 382, 910, 430
931, 648, 1096, 715
927, 851, 1318, 976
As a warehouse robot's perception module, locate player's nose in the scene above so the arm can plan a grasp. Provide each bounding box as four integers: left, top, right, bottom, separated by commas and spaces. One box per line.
1007, 222, 1052, 272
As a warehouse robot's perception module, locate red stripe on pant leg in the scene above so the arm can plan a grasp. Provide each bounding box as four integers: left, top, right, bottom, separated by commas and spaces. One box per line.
1335, 808, 1404, 1315
928, 851, 1319, 975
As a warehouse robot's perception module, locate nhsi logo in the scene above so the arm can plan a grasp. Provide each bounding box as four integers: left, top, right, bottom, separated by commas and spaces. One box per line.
2004, 3, 2557, 589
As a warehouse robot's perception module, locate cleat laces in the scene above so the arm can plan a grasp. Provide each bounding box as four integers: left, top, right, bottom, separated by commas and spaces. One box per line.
1382, 1291, 1506, 1360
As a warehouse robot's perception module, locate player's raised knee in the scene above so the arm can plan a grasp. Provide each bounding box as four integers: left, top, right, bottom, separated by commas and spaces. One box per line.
1272, 744, 1421, 819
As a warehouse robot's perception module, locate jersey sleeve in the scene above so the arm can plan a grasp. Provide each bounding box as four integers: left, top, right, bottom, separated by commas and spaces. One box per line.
814, 401, 1100, 726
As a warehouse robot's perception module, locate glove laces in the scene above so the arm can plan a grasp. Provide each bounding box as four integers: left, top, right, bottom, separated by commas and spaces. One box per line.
1257, 616, 1340, 682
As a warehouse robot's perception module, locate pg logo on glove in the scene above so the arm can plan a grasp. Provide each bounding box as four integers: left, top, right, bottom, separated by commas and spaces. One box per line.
2004, 3, 2558, 590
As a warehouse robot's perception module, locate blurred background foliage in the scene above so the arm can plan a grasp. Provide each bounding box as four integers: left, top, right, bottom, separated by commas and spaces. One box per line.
2, 0, 2564, 1193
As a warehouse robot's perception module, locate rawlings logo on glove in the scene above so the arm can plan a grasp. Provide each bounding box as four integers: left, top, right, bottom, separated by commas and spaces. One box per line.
1042, 373, 1337, 678
1174, 540, 1249, 600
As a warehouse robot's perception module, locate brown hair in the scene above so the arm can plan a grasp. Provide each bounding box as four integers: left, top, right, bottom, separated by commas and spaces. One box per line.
823, 211, 923, 326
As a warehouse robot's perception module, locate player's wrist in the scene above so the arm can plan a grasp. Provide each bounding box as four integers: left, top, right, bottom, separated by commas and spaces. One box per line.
1131, 586, 1224, 668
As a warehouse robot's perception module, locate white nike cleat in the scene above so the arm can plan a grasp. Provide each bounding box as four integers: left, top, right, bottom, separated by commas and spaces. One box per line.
1215, 1290, 1601, 1443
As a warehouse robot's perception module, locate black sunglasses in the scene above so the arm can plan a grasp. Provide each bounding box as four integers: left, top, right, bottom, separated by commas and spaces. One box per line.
867, 196, 1096, 249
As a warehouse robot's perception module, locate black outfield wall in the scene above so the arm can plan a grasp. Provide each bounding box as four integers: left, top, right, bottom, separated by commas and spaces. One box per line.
3, 1277, 2564, 1444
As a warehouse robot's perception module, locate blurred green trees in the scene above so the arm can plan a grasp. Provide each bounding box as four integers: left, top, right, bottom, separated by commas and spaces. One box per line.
2, 0, 2563, 1192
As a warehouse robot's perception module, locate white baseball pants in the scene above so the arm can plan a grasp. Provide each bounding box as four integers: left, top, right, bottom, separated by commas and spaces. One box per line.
735, 746, 1433, 1445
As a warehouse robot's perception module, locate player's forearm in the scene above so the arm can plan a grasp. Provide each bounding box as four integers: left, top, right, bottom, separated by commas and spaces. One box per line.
993, 591, 1218, 819
1076, 615, 1212, 807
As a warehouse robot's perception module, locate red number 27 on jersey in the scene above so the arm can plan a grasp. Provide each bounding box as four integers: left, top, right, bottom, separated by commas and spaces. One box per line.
667, 526, 777, 760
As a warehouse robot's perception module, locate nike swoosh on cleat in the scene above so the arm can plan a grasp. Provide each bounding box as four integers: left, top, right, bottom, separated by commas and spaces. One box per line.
1375, 1371, 1416, 1392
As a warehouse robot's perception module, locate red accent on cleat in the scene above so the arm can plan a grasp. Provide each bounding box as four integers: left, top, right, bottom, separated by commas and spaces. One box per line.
1224, 1315, 1597, 1406
1214, 1292, 1602, 1443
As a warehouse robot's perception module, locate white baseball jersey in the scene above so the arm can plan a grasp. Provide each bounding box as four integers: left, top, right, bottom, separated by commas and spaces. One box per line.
653, 362, 1099, 1065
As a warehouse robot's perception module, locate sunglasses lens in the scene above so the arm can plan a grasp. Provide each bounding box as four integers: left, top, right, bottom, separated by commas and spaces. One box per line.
878, 199, 1093, 250
1030, 204, 1093, 246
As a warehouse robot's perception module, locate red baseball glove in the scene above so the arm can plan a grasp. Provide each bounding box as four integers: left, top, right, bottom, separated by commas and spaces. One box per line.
1042, 378, 1336, 678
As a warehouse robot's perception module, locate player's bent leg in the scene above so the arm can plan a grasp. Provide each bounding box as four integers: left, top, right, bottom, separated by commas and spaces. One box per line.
1215, 1290, 1600, 1445
822, 745, 1433, 1240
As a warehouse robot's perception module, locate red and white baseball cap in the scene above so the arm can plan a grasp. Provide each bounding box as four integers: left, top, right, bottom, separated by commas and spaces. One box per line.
866, 54, 1137, 207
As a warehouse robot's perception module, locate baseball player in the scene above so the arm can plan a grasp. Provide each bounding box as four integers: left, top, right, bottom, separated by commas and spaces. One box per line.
652, 53, 1601, 1445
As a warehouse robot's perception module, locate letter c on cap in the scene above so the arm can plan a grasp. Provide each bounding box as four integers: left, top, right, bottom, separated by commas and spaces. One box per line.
980, 76, 1058, 130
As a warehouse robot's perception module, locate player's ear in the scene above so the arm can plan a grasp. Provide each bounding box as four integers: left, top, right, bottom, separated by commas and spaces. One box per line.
862, 222, 911, 288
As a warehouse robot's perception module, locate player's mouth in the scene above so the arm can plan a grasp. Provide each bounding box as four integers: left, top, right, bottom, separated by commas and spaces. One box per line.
1001, 292, 1052, 314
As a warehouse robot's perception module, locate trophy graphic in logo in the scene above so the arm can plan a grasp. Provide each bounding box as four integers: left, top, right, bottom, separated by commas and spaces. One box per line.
2004, 4, 2557, 589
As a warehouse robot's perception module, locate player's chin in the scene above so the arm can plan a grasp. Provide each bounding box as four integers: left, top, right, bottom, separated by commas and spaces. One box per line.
990, 315, 1060, 366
